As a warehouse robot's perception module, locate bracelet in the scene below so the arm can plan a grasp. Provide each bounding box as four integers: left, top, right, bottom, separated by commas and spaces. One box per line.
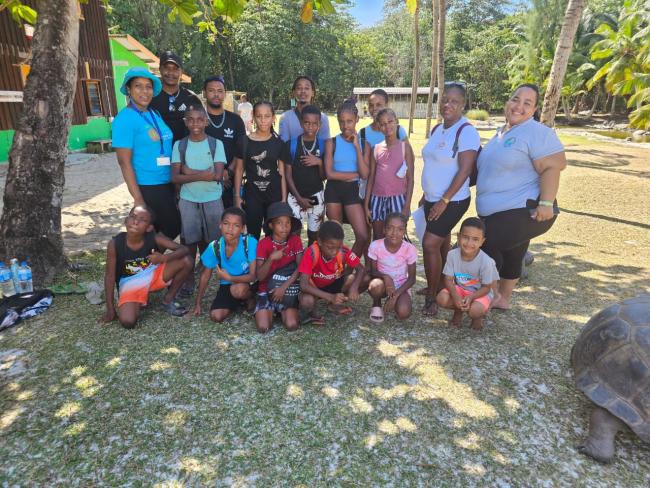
441, 197, 450, 204
538, 200, 554, 207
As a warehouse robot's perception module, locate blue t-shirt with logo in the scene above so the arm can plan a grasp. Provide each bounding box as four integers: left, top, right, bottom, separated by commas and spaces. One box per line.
476, 118, 564, 217
200, 234, 258, 285
112, 107, 173, 185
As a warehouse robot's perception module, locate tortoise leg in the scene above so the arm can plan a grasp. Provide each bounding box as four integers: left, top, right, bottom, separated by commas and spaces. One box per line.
577, 406, 625, 463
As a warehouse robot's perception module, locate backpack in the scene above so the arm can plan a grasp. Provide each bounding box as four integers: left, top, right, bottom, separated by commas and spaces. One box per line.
290, 136, 326, 162
178, 135, 218, 166
430, 122, 482, 186
0, 290, 53, 331
309, 242, 344, 276
212, 234, 251, 268
359, 125, 402, 150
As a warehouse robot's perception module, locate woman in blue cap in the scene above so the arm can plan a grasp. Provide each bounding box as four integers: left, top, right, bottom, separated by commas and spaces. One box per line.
112, 67, 181, 239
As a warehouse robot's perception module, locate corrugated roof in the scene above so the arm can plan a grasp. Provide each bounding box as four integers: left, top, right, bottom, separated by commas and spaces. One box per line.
110, 34, 192, 83
353, 87, 437, 95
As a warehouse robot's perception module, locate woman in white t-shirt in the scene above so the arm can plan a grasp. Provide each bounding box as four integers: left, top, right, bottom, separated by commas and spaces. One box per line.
419, 84, 481, 315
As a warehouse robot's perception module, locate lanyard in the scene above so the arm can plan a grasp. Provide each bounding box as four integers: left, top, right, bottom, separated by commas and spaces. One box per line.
129, 103, 165, 155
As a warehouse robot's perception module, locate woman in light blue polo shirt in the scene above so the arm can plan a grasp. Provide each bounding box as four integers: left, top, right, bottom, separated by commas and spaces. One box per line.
112, 67, 180, 239
476, 84, 567, 309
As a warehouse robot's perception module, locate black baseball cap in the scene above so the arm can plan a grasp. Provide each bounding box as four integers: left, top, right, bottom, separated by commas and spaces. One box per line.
160, 51, 183, 69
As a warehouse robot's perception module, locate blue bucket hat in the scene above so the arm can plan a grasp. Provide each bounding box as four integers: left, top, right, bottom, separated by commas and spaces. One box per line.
120, 67, 162, 97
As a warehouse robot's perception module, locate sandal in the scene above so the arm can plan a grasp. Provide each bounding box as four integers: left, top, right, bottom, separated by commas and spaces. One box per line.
369, 306, 384, 323
161, 301, 187, 317
50, 282, 87, 295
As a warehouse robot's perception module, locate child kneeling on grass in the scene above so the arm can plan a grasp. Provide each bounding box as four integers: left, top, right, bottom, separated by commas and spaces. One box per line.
436, 217, 499, 331
367, 213, 417, 322
297, 220, 366, 325
101, 205, 193, 329
193, 207, 258, 322
254, 202, 304, 333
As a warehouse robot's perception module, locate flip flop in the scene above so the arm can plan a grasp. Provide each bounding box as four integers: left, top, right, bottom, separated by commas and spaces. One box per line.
161, 301, 187, 317
50, 282, 87, 295
369, 306, 384, 323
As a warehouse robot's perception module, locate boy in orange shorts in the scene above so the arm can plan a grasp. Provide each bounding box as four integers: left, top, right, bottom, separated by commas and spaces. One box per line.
100, 205, 193, 328
436, 217, 499, 331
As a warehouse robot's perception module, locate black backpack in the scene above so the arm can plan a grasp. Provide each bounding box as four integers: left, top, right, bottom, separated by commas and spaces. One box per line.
177, 135, 219, 166
212, 234, 251, 266
430, 122, 482, 186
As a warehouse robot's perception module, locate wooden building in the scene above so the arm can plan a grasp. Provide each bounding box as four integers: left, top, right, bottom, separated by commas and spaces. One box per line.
0, 0, 117, 162
353, 87, 439, 119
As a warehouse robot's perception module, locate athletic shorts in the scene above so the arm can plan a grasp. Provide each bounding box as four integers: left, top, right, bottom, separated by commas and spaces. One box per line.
118, 264, 168, 307
423, 197, 470, 237
369, 194, 406, 222
254, 291, 297, 315
178, 198, 223, 245
319, 276, 346, 294
439, 285, 492, 311
324, 180, 361, 206
288, 190, 325, 233
210, 284, 242, 311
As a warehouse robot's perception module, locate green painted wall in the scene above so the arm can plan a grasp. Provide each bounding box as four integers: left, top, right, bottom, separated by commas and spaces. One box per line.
110, 38, 149, 112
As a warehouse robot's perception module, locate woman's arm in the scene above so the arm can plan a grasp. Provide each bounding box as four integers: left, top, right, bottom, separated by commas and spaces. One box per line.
233, 156, 244, 208
364, 149, 377, 220
403, 141, 416, 215
115, 148, 144, 206
356, 138, 370, 180
533, 151, 567, 221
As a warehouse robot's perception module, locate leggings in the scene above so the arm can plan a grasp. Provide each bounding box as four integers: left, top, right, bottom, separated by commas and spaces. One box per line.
244, 188, 281, 240
480, 208, 556, 280
139, 183, 181, 239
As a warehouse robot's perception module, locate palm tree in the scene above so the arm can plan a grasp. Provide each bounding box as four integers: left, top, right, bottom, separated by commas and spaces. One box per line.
540, 0, 586, 126
436, 0, 447, 122
408, 0, 421, 134
425, 0, 440, 136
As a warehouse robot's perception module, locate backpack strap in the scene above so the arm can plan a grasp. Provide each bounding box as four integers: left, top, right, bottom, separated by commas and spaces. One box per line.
452, 122, 472, 158
359, 127, 366, 151
206, 135, 217, 161
178, 136, 189, 166
396, 124, 401, 139
430, 123, 442, 137
331, 135, 337, 155
310, 242, 343, 275
243, 234, 249, 262
212, 237, 222, 267
317, 137, 325, 157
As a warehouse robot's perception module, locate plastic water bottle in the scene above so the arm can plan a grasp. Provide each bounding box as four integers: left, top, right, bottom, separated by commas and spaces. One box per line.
0, 261, 16, 297
18, 262, 33, 293
9, 258, 20, 293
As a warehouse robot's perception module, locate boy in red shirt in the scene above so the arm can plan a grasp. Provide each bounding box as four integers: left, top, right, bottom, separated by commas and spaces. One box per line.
255, 202, 304, 333
298, 220, 366, 325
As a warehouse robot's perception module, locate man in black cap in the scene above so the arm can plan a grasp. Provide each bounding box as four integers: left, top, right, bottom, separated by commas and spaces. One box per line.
203, 75, 246, 208
150, 51, 202, 144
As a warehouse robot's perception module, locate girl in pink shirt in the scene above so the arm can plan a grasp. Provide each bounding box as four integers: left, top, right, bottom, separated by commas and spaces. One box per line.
366, 213, 417, 322
364, 108, 415, 241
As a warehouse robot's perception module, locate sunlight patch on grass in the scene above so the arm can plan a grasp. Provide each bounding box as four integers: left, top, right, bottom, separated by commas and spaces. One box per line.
0, 406, 24, 430
150, 361, 172, 371
321, 385, 340, 398
15, 390, 34, 401
161, 347, 181, 355
455, 432, 482, 450
105, 356, 122, 367
55, 401, 81, 419
164, 410, 189, 429
286, 384, 304, 398
63, 421, 86, 436
75, 375, 101, 397
349, 396, 374, 414
70, 366, 87, 377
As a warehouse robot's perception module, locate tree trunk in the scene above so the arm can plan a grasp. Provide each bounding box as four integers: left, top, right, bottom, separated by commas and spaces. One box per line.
425, 0, 439, 137
586, 85, 599, 117
435, 0, 447, 123
540, 0, 586, 127
562, 96, 573, 123
0, 0, 80, 285
572, 93, 582, 114
610, 95, 616, 116
408, 1, 420, 134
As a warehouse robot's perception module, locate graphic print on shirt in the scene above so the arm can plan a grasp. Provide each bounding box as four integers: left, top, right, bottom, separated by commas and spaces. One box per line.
454, 273, 480, 288
224, 128, 234, 139
252, 150, 271, 191
123, 257, 152, 277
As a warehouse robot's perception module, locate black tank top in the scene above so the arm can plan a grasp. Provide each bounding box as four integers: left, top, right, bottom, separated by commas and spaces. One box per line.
113, 231, 159, 283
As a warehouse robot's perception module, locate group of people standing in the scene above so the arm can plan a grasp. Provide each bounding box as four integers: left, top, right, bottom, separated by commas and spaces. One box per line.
104, 50, 567, 332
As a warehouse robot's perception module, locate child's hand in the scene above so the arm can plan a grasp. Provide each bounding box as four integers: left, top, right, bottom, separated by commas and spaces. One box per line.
301, 154, 322, 167
269, 249, 284, 261
192, 303, 202, 316
270, 286, 286, 303
148, 249, 165, 265
222, 170, 232, 188
201, 169, 216, 182
99, 308, 116, 324
365, 207, 372, 226
215, 265, 231, 282
347, 286, 360, 301
427, 200, 448, 221
297, 196, 313, 211
330, 293, 348, 305
383, 276, 395, 296
349, 132, 360, 146
460, 296, 471, 311
384, 295, 397, 313
452, 295, 464, 310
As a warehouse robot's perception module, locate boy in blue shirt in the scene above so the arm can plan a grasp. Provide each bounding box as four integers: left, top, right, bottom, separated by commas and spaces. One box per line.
171, 105, 227, 294
193, 207, 258, 322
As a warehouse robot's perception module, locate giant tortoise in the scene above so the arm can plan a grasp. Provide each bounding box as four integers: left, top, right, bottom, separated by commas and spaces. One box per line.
571, 294, 650, 462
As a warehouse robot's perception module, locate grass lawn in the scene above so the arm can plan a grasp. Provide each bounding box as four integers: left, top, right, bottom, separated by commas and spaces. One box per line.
1, 118, 649, 486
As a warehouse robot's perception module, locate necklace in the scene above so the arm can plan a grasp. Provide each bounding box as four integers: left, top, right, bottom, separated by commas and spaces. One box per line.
167, 87, 181, 111
301, 136, 317, 155
208, 111, 226, 129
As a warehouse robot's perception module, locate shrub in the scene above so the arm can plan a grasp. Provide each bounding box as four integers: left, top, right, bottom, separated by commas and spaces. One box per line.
466, 109, 490, 121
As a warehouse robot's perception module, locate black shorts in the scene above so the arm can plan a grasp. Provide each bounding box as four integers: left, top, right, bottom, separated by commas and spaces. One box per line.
210, 284, 242, 311
324, 180, 361, 206
423, 197, 470, 237
320, 276, 345, 294
139, 183, 181, 239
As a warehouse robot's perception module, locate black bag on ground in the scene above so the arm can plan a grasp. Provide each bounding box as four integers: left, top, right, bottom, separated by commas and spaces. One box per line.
0, 289, 53, 330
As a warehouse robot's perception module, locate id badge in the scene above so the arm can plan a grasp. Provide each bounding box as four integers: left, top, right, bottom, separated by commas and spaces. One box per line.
156, 156, 171, 166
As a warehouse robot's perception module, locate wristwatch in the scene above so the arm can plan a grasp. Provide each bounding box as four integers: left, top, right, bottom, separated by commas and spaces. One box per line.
441, 197, 450, 204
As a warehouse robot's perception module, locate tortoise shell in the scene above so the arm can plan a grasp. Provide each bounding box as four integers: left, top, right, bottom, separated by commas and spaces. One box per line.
571, 294, 650, 443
